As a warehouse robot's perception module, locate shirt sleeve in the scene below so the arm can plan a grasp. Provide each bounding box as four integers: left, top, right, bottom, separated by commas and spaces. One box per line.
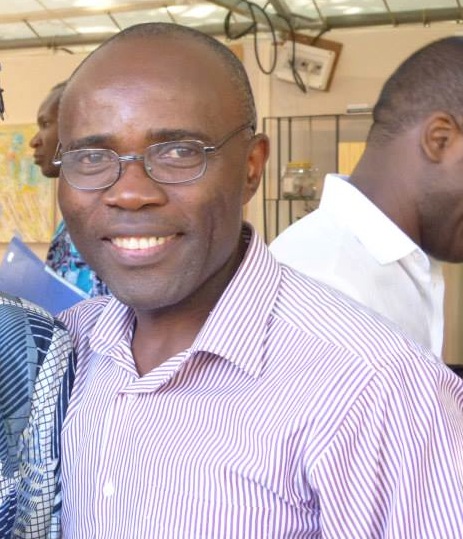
310, 356, 463, 538
0, 298, 75, 539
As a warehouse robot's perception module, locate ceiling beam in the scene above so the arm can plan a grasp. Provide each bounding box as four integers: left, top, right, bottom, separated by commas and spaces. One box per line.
0, 1, 172, 23
0, 23, 255, 51
314, 7, 463, 30
0, 5, 460, 52
207, 0, 318, 32
267, 0, 292, 21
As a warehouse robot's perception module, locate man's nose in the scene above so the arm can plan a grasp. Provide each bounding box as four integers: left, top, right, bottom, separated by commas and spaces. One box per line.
102, 158, 169, 211
29, 132, 40, 148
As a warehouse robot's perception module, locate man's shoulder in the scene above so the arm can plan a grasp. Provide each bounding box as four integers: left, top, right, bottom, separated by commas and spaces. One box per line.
274, 263, 433, 371
0, 292, 56, 331
0, 292, 73, 373
269, 208, 355, 282
59, 294, 111, 321
57, 294, 115, 341
271, 208, 327, 244
270, 202, 351, 257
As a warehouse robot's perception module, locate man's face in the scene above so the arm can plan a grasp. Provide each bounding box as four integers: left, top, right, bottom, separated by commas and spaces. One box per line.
58, 35, 267, 314
29, 89, 61, 178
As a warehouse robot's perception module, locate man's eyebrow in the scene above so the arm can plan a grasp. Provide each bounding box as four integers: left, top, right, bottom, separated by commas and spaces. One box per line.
37, 113, 52, 124
66, 134, 113, 150
65, 129, 214, 151
147, 128, 212, 143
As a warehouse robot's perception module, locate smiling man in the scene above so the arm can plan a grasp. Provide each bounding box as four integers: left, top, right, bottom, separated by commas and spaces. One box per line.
56, 23, 463, 538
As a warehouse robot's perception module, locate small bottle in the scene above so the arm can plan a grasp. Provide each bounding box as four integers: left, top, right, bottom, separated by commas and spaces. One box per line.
281, 161, 318, 200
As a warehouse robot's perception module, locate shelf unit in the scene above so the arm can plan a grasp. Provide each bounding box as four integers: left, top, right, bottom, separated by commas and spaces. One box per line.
262, 113, 372, 243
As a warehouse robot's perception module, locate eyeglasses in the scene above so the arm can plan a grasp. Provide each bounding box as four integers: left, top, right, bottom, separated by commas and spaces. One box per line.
53, 122, 254, 191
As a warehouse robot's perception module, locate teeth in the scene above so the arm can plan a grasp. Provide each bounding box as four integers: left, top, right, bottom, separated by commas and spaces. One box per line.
112, 236, 173, 250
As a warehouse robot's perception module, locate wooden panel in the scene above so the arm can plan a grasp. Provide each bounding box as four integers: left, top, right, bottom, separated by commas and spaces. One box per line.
443, 263, 463, 364
337, 141, 366, 175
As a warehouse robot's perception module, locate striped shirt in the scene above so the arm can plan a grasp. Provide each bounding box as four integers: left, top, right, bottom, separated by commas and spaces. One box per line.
58, 225, 463, 538
0, 293, 75, 538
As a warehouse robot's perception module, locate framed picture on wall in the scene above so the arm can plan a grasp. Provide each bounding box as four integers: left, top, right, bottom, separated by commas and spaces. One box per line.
0, 123, 56, 243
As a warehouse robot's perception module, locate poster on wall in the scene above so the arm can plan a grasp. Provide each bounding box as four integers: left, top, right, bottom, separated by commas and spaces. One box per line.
0, 124, 55, 243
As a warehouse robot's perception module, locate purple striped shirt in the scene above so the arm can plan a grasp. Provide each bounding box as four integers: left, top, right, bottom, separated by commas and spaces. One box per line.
58, 225, 463, 538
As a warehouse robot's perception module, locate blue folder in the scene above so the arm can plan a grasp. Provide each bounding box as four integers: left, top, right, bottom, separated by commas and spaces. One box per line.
0, 236, 88, 315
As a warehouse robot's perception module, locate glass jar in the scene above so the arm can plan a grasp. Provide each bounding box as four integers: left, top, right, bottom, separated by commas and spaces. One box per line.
280, 161, 318, 200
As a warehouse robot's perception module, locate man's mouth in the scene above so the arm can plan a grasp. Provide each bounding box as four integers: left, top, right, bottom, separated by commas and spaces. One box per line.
111, 235, 176, 250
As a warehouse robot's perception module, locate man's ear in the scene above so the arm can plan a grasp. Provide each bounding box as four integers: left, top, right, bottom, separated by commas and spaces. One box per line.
421, 111, 461, 162
242, 133, 270, 205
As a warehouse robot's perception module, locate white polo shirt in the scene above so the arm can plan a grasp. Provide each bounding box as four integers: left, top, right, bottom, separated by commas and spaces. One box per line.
270, 174, 445, 356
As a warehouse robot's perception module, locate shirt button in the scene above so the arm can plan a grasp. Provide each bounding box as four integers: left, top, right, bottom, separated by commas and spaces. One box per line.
103, 480, 115, 497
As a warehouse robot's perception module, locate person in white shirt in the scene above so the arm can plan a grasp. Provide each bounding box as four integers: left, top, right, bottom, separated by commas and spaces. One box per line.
270, 36, 463, 357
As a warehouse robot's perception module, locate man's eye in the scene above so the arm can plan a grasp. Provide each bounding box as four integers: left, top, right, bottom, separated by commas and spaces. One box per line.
155, 143, 202, 163
78, 150, 111, 165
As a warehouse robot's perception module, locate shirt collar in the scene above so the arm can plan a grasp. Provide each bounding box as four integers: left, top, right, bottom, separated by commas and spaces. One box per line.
90, 297, 135, 359
90, 223, 281, 379
321, 174, 421, 264
190, 223, 280, 378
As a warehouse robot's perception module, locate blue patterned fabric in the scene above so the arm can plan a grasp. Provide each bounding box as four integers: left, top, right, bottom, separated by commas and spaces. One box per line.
0, 293, 75, 538
46, 220, 110, 298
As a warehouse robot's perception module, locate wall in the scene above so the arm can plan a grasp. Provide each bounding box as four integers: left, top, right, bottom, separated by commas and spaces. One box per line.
0, 49, 88, 260
269, 23, 463, 116
0, 22, 461, 362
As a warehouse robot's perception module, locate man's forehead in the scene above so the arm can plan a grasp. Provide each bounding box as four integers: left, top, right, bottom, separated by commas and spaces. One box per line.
72, 34, 221, 84
39, 92, 59, 115
59, 34, 238, 137
65, 46, 226, 111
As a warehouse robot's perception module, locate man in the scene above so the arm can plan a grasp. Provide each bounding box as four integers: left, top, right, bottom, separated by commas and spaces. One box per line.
270, 38, 463, 358
0, 293, 75, 538
30, 82, 66, 179
56, 24, 463, 537
30, 82, 109, 297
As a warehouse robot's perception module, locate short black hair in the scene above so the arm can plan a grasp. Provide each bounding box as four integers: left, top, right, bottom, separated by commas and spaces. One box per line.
369, 36, 463, 144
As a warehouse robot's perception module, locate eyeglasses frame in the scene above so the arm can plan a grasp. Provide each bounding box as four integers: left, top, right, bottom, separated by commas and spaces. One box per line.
52, 122, 255, 191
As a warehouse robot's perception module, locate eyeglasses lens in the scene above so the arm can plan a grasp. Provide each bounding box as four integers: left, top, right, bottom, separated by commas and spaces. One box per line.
145, 141, 206, 182
62, 149, 120, 190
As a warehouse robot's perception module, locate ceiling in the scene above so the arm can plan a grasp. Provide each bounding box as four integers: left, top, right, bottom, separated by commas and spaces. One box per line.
0, 0, 462, 52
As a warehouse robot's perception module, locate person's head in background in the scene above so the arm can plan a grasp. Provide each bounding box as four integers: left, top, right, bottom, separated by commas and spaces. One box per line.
31, 79, 111, 297
29, 81, 66, 178
351, 36, 463, 263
